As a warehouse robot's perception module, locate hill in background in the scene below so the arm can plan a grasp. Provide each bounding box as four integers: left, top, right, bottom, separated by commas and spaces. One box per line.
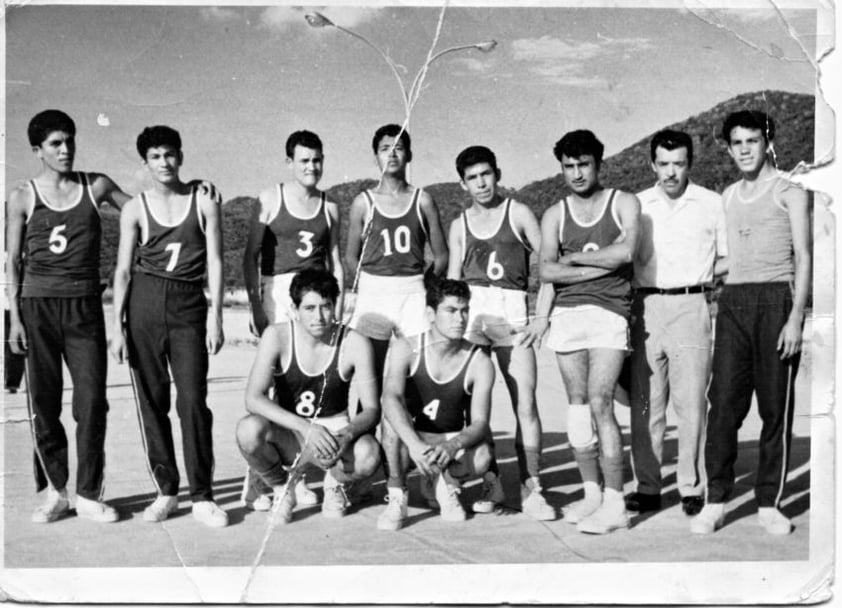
98, 90, 814, 291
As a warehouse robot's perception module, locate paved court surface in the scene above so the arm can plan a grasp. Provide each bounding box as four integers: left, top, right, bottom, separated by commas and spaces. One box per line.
0, 308, 826, 604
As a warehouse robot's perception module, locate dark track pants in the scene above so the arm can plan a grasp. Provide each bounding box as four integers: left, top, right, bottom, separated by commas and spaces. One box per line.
704, 283, 799, 507
127, 273, 214, 502
20, 296, 108, 500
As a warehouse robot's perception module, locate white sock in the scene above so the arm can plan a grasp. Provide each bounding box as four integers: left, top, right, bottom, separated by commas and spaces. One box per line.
583, 481, 602, 502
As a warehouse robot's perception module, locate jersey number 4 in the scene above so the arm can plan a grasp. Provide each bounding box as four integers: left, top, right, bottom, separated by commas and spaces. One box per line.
380, 226, 411, 256
422, 399, 440, 421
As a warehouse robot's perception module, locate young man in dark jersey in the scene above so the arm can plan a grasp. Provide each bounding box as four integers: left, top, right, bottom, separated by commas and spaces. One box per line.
539, 130, 641, 534
377, 279, 495, 530
6, 109, 137, 524
236, 269, 381, 524
446, 146, 555, 521
345, 124, 449, 500
241, 130, 344, 509
110, 125, 227, 527
690, 111, 811, 536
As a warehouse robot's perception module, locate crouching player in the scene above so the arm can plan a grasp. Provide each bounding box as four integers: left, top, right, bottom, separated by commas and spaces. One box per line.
377, 279, 495, 530
236, 269, 381, 524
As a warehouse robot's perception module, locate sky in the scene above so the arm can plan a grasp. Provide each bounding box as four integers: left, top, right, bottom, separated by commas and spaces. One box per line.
3, 1, 826, 200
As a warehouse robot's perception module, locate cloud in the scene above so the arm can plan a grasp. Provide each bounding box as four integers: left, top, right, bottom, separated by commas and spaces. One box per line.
200, 7, 242, 22
510, 35, 652, 88
451, 57, 494, 73
260, 5, 381, 32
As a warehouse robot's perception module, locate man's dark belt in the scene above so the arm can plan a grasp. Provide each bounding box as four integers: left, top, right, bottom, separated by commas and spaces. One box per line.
635, 285, 711, 295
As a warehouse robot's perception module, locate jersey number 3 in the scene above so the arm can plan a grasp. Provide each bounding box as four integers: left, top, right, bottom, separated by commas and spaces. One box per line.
296, 230, 315, 257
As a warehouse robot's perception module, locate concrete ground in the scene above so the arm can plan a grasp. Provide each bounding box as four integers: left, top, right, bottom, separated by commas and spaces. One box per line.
0, 307, 826, 604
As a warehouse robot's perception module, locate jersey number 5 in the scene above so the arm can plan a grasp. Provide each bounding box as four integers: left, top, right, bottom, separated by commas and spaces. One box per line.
165, 243, 182, 272
422, 399, 440, 421
49, 224, 68, 254
380, 226, 411, 256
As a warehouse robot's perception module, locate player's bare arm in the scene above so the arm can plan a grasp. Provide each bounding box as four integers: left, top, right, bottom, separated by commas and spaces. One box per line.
200, 190, 225, 355
381, 337, 436, 475
326, 200, 346, 316
431, 349, 494, 469
446, 219, 464, 280
344, 192, 370, 278
332, 330, 380, 449
88, 172, 131, 211
565, 191, 641, 269
245, 324, 339, 461
242, 191, 271, 336
419, 190, 449, 278
538, 204, 612, 285
5, 185, 32, 354
110, 197, 142, 364
778, 183, 812, 359
511, 200, 549, 346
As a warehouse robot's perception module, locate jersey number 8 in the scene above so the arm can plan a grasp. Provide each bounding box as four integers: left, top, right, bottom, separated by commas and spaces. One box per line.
296, 390, 317, 416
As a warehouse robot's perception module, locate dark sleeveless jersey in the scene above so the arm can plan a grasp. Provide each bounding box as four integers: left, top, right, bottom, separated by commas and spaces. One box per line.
406, 333, 479, 433
22, 172, 102, 298
274, 322, 350, 419
135, 187, 207, 284
461, 198, 530, 291
553, 189, 632, 319
261, 185, 331, 276
359, 188, 427, 276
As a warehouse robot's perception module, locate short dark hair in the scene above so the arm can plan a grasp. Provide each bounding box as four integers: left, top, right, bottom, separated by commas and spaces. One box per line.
285, 130, 323, 159
650, 129, 694, 168
721, 110, 775, 144
426, 278, 471, 310
136, 125, 182, 159
455, 145, 499, 179
372, 124, 412, 162
553, 130, 605, 168
28, 109, 76, 147
289, 268, 340, 307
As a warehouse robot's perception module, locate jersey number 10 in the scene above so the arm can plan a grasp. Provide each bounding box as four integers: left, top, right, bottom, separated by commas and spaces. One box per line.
380, 226, 411, 256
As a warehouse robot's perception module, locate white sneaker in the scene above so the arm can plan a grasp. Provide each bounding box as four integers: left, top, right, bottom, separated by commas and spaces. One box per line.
690, 503, 725, 534
192, 500, 229, 528
758, 507, 792, 535
377, 487, 408, 531
435, 475, 466, 522
31, 489, 70, 524
295, 475, 319, 506
418, 474, 439, 509
321, 471, 349, 519
240, 467, 272, 511
471, 472, 505, 514
562, 494, 602, 524
143, 495, 179, 523
576, 502, 629, 534
521, 479, 556, 521
269, 484, 297, 526
75, 496, 119, 523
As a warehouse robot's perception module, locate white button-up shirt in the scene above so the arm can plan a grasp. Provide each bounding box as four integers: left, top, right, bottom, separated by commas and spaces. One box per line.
634, 182, 727, 288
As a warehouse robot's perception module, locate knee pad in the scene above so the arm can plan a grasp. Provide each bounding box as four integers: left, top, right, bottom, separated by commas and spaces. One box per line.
567, 404, 597, 449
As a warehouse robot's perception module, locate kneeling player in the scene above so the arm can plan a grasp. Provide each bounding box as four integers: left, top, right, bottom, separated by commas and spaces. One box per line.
377, 279, 495, 530
237, 269, 381, 524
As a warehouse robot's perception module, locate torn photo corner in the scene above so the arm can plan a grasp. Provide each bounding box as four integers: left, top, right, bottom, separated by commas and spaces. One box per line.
1, 0, 837, 605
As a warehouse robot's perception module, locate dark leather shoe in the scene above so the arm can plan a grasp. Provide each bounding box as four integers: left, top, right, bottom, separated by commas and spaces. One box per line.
681, 495, 704, 516
625, 492, 661, 512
